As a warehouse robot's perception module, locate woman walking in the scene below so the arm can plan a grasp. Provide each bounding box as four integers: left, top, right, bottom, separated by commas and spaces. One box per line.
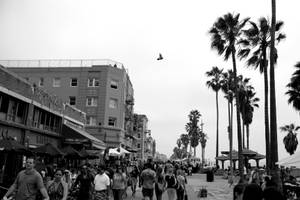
155, 166, 166, 200
46, 169, 68, 200
111, 166, 127, 200
165, 166, 177, 200
176, 169, 186, 200
130, 165, 139, 197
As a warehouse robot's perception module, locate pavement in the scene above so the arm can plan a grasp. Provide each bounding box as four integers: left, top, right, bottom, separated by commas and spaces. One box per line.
114, 173, 234, 200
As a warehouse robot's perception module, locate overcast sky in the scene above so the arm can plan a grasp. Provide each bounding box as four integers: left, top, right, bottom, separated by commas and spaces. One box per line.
0, 0, 299, 161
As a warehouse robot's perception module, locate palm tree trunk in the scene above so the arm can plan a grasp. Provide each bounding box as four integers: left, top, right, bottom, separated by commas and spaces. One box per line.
194, 147, 196, 157
270, 0, 280, 186
230, 99, 234, 178
216, 91, 219, 166
202, 145, 205, 165
228, 98, 233, 182
263, 50, 270, 174
246, 124, 249, 149
232, 49, 244, 181
243, 122, 245, 149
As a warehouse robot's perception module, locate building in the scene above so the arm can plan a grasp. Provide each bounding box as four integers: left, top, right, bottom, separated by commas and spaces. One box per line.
132, 114, 156, 161
3, 59, 135, 148
0, 64, 105, 190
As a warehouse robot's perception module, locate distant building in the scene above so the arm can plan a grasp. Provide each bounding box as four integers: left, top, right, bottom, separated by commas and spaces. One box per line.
4, 59, 135, 148
132, 114, 156, 161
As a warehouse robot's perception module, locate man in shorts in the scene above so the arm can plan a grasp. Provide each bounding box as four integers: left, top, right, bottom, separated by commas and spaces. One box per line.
140, 163, 156, 200
2, 156, 49, 200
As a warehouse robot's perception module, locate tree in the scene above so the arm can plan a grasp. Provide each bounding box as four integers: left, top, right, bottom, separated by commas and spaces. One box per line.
209, 13, 249, 180
206, 66, 224, 165
238, 16, 285, 171
199, 131, 208, 165
180, 133, 190, 151
280, 124, 300, 155
221, 70, 235, 182
286, 62, 300, 112
185, 110, 201, 157
177, 138, 182, 149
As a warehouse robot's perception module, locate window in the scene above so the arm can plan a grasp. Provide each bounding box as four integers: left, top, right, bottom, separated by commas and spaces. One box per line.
69, 96, 76, 105
39, 78, 44, 87
110, 80, 118, 89
24, 77, 29, 81
108, 117, 117, 126
86, 116, 97, 126
53, 77, 61, 87
70, 78, 78, 87
138, 133, 141, 138
137, 143, 141, 148
88, 78, 99, 87
109, 98, 118, 109
86, 97, 98, 107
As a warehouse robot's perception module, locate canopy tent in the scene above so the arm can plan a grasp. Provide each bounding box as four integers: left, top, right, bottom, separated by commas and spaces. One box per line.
108, 148, 121, 156
0, 138, 31, 154
277, 151, 300, 168
33, 143, 65, 157
61, 145, 82, 158
114, 147, 130, 155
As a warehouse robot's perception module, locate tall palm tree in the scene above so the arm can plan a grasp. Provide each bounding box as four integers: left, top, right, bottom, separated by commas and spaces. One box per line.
221, 70, 235, 181
209, 13, 249, 180
206, 66, 224, 165
185, 110, 201, 157
280, 124, 300, 155
238, 16, 285, 171
286, 62, 300, 111
269, 0, 278, 174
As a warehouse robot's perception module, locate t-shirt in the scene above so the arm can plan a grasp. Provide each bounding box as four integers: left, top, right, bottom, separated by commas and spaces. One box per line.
140, 168, 156, 189
14, 169, 45, 200
165, 174, 177, 189
94, 173, 110, 191
112, 173, 126, 190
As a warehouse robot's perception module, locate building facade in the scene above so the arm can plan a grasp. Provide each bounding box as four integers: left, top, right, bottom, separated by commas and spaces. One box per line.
4, 59, 134, 148
0, 65, 105, 189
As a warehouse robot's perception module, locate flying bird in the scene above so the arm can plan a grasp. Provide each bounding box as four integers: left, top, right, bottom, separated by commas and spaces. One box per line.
157, 53, 163, 60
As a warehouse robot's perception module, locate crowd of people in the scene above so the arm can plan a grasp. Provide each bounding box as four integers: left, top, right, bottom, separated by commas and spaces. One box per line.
233, 168, 286, 200
1, 156, 191, 200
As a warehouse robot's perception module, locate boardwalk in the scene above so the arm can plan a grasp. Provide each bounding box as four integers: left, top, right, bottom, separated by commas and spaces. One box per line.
118, 173, 234, 200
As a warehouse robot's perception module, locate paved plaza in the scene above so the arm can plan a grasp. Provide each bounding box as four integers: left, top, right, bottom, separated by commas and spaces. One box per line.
118, 173, 234, 200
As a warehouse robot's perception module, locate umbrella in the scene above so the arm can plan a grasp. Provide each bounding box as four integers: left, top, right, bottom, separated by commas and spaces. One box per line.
61, 146, 82, 158
221, 149, 257, 157
108, 148, 121, 156
0, 138, 31, 154
215, 155, 229, 161
113, 147, 130, 155
33, 143, 65, 157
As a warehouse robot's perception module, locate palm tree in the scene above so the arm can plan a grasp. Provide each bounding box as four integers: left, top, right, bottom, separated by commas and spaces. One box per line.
238, 16, 285, 171
221, 70, 235, 181
209, 13, 249, 180
286, 62, 300, 111
180, 133, 190, 151
206, 66, 224, 165
280, 124, 300, 155
200, 131, 208, 165
185, 110, 201, 157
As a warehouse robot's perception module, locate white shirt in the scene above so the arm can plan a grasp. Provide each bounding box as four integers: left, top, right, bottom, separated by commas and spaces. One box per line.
94, 173, 110, 191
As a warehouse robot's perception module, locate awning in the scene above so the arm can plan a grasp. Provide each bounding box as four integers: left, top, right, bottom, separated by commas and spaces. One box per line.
63, 124, 106, 150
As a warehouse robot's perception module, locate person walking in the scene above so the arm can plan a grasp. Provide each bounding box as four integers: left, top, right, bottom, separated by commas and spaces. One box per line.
93, 165, 110, 200
176, 169, 186, 200
2, 157, 49, 200
46, 169, 68, 200
111, 166, 127, 200
72, 165, 94, 200
140, 163, 156, 200
129, 165, 139, 197
154, 166, 166, 200
165, 166, 177, 200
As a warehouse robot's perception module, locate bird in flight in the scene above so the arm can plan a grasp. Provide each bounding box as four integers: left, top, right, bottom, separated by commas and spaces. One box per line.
157, 53, 163, 60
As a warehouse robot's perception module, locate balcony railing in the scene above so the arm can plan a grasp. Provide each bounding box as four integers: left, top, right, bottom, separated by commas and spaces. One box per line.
0, 59, 124, 69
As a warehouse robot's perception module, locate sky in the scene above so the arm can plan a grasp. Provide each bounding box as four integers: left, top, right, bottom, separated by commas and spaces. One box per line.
0, 0, 299, 162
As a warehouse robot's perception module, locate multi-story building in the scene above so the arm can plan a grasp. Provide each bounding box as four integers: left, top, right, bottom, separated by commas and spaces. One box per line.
132, 114, 156, 161
0, 65, 105, 190
3, 59, 135, 148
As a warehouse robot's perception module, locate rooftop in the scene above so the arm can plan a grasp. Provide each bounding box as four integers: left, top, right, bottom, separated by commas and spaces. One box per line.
0, 59, 124, 69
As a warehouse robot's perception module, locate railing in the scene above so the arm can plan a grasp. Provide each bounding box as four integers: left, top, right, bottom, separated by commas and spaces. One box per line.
0, 59, 124, 69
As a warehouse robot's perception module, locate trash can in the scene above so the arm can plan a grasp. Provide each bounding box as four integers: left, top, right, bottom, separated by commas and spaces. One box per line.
206, 169, 214, 182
